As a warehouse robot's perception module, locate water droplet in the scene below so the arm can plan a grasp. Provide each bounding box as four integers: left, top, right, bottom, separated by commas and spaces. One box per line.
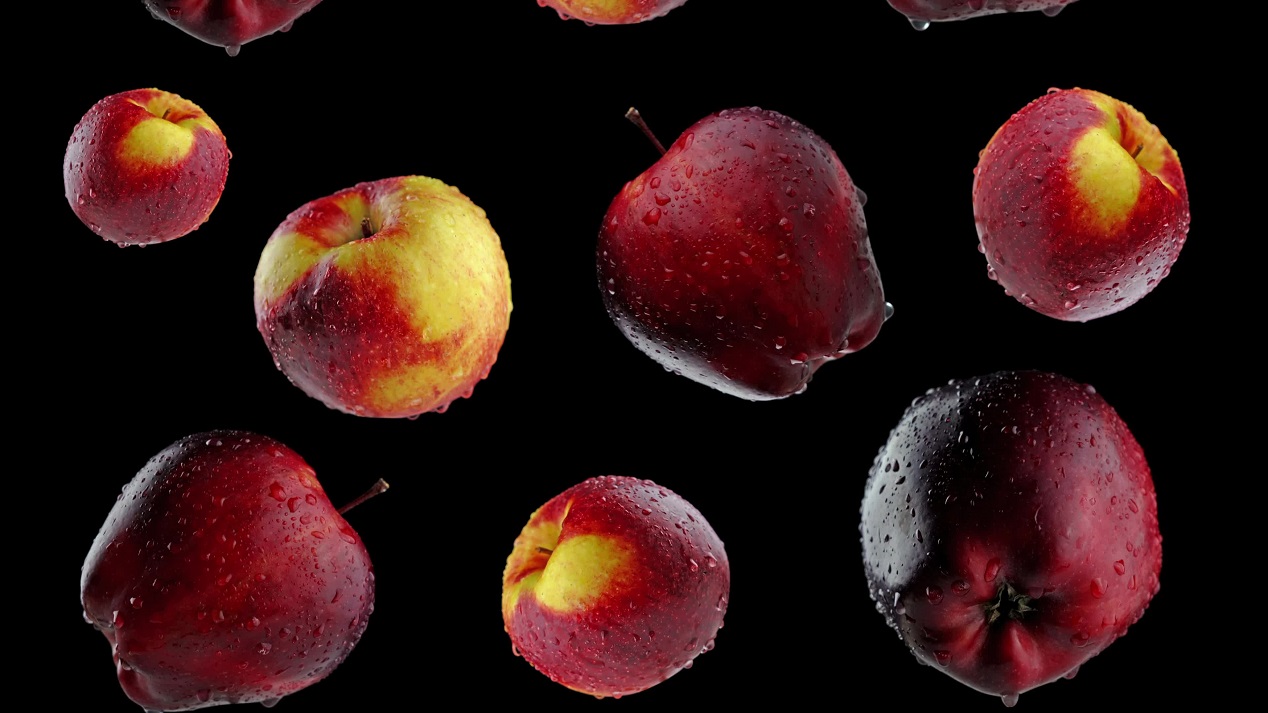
1114, 560, 1127, 575
1002, 693, 1020, 708
925, 585, 943, 604
642, 207, 661, 225
1090, 577, 1107, 598
934, 650, 951, 666
984, 558, 1001, 583
909, 18, 931, 30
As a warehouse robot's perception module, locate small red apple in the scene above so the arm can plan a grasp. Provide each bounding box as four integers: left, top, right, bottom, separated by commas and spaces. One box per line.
887, 0, 1079, 29
972, 88, 1189, 321
861, 370, 1161, 706
253, 175, 513, 419
502, 476, 730, 698
80, 430, 379, 711
64, 88, 230, 247
143, 0, 324, 56
598, 106, 888, 400
538, 0, 687, 24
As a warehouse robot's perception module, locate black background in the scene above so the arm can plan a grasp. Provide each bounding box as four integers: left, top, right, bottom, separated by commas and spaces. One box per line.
34, 1, 1237, 710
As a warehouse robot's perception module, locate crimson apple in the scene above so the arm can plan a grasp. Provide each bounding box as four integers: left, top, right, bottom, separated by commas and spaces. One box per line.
63, 88, 229, 247
888, 0, 1078, 28
143, 1, 324, 55
860, 370, 1161, 706
502, 476, 729, 698
538, 0, 687, 24
597, 106, 888, 400
253, 175, 513, 419
973, 88, 1190, 321
80, 431, 378, 711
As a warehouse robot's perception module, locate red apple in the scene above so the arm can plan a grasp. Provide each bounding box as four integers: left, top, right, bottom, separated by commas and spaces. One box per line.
538, 0, 687, 24
972, 88, 1189, 321
80, 430, 378, 711
253, 175, 513, 419
861, 370, 1161, 706
143, 1, 324, 56
502, 476, 730, 698
887, 0, 1078, 28
597, 106, 888, 400
63, 88, 230, 247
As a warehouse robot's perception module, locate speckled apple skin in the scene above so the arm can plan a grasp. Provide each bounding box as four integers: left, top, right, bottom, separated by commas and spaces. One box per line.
63, 88, 229, 246
144, 0, 323, 51
598, 106, 886, 400
503, 476, 729, 698
862, 371, 1161, 703
80, 431, 374, 712
972, 88, 1189, 322
888, 0, 1078, 22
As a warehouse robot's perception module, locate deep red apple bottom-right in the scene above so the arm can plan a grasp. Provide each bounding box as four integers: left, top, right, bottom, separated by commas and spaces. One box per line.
860, 370, 1161, 706
972, 88, 1190, 321
502, 476, 729, 698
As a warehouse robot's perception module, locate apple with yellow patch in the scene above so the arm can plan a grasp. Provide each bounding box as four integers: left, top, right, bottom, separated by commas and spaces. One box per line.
502, 476, 729, 698
972, 87, 1189, 321
538, 0, 687, 24
63, 88, 229, 246
253, 176, 512, 418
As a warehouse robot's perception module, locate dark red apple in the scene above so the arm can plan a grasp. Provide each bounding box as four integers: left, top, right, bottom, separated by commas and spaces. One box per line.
597, 106, 888, 400
143, 1, 324, 55
860, 370, 1161, 706
80, 431, 377, 711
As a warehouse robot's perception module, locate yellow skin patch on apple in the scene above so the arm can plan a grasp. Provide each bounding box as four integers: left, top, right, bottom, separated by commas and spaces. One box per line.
1068, 129, 1141, 235
532, 534, 633, 613
118, 117, 195, 166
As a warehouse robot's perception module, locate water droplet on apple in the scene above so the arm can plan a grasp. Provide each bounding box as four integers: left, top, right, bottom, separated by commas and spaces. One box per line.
1042, 5, 1065, 16
984, 558, 1001, 583
225, 44, 242, 57
909, 18, 930, 30
884, 302, 895, 321
643, 207, 661, 225
1002, 694, 1020, 708
1091, 578, 1107, 598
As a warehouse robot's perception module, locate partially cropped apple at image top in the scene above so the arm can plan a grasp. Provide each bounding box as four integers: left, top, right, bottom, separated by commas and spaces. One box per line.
81, 430, 382, 711
538, 0, 687, 24
888, 0, 1078, 28
861, 370, 1162, 707
144, 0, 324, 55
972, 88, 1189, 322
64, 88, 229, 247
254, 175, 512, 419
503, 476, 730, 698
598, 106, 888, 401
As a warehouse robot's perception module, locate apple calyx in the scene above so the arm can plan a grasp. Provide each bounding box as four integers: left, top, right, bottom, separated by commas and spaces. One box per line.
984, 582, 1036, 625
625, 106, 666, 155
338, 478, 390, 515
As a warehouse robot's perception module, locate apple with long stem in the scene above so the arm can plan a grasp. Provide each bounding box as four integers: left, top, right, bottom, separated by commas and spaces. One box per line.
597, 106, 888, 400
537, 0, 688, 24
81, 431, 384, 711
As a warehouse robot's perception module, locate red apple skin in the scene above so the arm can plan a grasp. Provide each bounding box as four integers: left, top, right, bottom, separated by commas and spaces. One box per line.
972, 88, 1189, 322
502, 476, 729, 698
143, 1, 323, 54
888, 0, 1078, 23
81, 431, 375, 711
539, 0, 687, 24
64, 88, 229, 246
598, 107, 886, 400
861, 371, 1161, 706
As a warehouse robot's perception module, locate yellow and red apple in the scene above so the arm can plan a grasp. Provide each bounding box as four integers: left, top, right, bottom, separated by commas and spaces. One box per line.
538, 0, 688, 24
253, 175, 512, 419
888, 0, 1079, 28
63, 88, 230, 247
502, 476, 730, 698
143, 1, 324, 55
972, 88, 1189, 321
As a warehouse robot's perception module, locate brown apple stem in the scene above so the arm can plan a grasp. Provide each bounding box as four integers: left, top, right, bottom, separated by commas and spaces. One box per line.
1132, 144, 1144, 159
338, 478, 390, 515
626, 107, 667, 156
360, 217, 375, 239
536, 546, 554, 555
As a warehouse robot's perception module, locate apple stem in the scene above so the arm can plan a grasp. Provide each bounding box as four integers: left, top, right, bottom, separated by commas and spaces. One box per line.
338, 478, 390, 515
536, 546, 554, 555
162, 108, 172, 120
1132, 143, 1144, 159
626, 107, 667, 156
361, 217, 375, 239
